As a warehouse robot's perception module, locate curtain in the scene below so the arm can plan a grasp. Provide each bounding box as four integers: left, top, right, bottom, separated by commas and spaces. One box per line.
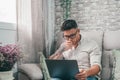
17, 0, 55, 63
43, 0, 55, 56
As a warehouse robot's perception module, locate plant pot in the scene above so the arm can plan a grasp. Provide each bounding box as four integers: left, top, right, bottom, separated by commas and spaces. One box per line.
0, 70, 14, 80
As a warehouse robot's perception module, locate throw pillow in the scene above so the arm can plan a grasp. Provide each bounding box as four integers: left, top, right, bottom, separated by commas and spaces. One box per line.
112, 50, 120, 80
39, 52, 51, 80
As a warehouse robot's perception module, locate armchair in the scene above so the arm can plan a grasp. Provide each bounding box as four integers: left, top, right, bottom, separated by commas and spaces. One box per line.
18, 29, 120, 80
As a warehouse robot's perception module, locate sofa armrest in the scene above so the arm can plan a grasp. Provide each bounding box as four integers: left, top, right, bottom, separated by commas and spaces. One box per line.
18, 63, 43, 80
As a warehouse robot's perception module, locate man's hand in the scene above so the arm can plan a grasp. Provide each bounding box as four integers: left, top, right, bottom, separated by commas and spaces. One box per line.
49, 41, 75, 60
64, 41, 74, 50
75, 65, 100, 80
75, 69, 88, 80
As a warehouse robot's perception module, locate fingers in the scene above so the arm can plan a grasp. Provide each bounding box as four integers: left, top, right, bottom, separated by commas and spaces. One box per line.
80, 69, 87, 77
78, 78, 86, 80
64, 41, 73, 50
75, 69, 88, 80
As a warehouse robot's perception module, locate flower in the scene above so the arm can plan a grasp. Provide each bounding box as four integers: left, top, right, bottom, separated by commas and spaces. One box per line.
0, 44, 21, 71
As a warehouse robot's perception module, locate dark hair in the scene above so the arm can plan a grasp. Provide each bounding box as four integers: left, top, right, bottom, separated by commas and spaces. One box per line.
61, 19, 78, 31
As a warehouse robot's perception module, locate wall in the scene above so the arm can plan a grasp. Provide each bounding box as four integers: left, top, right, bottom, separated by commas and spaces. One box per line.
55, 0, 120, 32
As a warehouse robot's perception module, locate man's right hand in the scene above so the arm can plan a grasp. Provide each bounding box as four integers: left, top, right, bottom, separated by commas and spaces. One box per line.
64, 41, 74, 50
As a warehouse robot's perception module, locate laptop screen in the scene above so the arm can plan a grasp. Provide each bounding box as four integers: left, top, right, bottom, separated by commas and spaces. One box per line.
45, 60, 79, 80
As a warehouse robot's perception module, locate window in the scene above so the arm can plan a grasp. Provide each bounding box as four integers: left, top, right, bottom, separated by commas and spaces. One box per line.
0, 0, 16, 24
0, 0, 16, 45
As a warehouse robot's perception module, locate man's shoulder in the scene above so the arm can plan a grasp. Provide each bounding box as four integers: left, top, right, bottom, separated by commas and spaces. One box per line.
80, 36, 99, 48
81, 36, 97, 44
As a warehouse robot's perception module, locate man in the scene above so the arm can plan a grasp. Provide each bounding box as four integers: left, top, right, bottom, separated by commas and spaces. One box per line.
49, 19, 101, 80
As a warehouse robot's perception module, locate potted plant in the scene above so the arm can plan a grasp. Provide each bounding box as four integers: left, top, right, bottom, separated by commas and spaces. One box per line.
0, 44, 21, 80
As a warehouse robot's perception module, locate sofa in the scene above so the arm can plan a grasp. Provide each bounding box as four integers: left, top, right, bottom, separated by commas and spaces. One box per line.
17, 29, 120, 80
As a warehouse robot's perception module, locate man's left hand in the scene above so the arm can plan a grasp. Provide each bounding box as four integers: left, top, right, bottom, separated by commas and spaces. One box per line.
75, 69, 88, 80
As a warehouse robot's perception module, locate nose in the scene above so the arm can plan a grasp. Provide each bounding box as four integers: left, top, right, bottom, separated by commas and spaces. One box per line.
67, 37, 72, 41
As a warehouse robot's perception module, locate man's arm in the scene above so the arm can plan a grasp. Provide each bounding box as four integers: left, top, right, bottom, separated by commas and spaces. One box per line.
86, 65, 100, 76
49, 52, 63, 59
78, 65, 100, 78
75, 65, 100, 80
49, 41, 73, 59
49, 43, 65, 59
76, 41, 102, 80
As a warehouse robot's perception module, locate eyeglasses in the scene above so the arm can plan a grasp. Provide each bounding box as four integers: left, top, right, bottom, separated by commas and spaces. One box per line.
63, 30, 78, 40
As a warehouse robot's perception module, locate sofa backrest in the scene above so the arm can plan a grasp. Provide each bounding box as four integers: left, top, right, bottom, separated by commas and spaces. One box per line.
55, 29, 120, 80
104, 30, 120, 50
101, 30, 120, 80
80, 30, 103, 50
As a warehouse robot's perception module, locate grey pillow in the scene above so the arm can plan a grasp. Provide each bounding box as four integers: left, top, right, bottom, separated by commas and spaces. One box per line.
39, 52, 51, 80
112, 50, 120, 80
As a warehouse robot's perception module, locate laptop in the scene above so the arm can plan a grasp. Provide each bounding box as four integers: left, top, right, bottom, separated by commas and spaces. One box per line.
45, 60, 79, 80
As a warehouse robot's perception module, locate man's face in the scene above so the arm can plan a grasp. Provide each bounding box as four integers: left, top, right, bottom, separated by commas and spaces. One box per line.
63, 28, 80, 45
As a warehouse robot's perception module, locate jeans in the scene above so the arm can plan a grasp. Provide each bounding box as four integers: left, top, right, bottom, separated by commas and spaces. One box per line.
51, 76, 97, 80
87, 76, 98, 80
51, 78, 62, 80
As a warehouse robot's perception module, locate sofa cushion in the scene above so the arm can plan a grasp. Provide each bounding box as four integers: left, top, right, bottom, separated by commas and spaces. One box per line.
112, 50, 120, 80
104, 30, 120, 50
18, 64, 43, 80
101, 30, 120, 80
101, 50, 114, 80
